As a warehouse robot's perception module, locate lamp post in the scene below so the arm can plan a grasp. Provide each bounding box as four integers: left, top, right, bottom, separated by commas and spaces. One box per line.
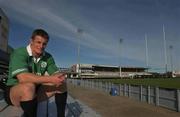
169, 45, 173, 72
119, 38, 123, 78
76, 28, 83, 78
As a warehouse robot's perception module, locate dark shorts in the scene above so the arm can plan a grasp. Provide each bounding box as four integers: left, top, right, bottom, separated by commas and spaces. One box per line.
4, 86, 13, 105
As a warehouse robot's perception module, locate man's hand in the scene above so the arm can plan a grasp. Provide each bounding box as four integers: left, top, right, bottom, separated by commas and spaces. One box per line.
50, 73, 66, 87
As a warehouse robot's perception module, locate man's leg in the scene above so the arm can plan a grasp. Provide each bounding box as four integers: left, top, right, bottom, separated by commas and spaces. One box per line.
37, 83, 67, 117
9, 83, 37, 117
55, 92, 67, 117
55, 82, 67, 117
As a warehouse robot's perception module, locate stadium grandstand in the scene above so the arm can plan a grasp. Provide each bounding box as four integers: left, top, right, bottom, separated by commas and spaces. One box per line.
70, 64, 151, 78
0, 8, 11, 90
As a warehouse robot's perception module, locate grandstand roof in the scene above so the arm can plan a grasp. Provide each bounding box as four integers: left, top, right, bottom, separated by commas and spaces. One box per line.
77, 63, 147, 70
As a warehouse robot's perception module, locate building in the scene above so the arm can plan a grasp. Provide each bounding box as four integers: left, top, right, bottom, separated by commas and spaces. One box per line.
0, 8, 10, 75
71, 64, 150, 78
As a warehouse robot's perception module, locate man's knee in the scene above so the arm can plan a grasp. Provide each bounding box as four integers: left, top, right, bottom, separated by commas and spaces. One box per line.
22, 83, 36, 92
9, 83, 36, 106
21, 83, 36, 98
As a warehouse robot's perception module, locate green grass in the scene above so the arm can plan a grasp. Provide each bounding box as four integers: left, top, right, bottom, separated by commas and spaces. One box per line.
98, 78, 180, 89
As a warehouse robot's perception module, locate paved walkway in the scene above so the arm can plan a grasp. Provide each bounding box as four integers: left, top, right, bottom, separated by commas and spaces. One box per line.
68, 84, 180, 117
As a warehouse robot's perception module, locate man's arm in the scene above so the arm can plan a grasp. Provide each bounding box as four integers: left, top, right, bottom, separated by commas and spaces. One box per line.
16, 72, 65, 86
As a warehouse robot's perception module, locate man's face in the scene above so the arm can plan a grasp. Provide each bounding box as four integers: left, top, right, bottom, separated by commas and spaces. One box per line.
30, 35, 48, 57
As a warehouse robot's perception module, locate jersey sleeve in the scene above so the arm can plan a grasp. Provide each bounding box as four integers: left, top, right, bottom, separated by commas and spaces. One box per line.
47, 56, 59, 75
9, 50, 29, 78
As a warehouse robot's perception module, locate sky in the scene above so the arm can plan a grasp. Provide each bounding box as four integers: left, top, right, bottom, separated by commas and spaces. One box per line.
0, 0, 180, 72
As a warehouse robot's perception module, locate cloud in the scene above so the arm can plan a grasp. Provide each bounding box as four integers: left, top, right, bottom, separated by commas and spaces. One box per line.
0, 0, 121, 56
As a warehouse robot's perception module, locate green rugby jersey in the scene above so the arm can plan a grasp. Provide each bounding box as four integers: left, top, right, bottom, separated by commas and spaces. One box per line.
6, 45, 59, 86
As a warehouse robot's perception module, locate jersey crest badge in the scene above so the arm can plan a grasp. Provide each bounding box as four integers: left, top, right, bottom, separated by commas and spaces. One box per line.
41, 61, 47, 68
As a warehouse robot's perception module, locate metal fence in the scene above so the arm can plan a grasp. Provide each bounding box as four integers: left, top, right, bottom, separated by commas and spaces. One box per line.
67, 79, 180, 112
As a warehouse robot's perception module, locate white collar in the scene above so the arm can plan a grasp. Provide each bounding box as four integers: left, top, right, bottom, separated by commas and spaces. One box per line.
27, 44, 33, 56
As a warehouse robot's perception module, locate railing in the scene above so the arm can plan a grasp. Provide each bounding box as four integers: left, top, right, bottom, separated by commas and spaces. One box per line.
67, 79, 180, 112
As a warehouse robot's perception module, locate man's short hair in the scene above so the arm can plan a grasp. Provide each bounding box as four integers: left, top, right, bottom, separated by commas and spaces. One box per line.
31, 29, 49, 40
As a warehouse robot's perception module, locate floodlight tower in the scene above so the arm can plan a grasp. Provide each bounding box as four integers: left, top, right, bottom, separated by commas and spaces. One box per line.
163, 24, 168, 74
145, 33, 149, 71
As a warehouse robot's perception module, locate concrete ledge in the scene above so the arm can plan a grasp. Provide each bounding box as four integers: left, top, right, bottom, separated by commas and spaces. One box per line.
67, 95, 101, 117
0, 95, 101, 117
0, 100, 23, 117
